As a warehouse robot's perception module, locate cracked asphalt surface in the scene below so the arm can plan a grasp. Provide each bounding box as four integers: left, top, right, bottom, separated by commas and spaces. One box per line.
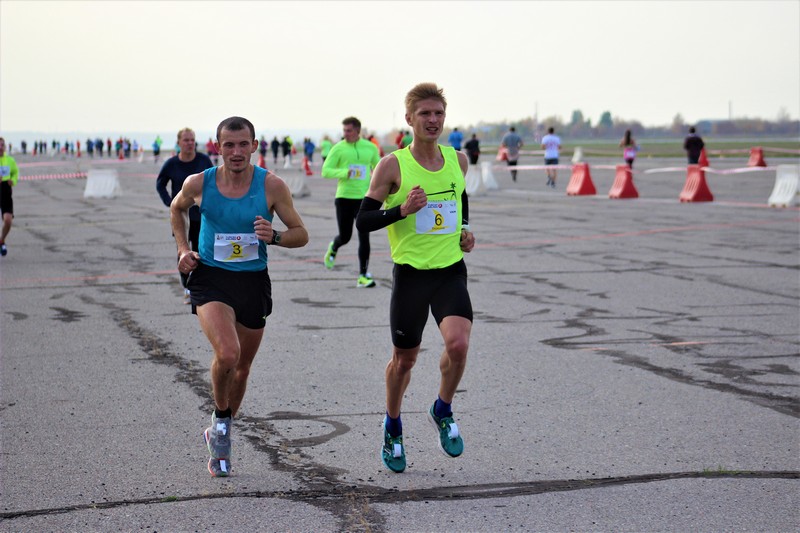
1, 151, 798, 531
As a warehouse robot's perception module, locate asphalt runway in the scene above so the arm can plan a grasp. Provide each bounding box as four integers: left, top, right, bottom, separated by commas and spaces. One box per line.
1, 149, 798, 532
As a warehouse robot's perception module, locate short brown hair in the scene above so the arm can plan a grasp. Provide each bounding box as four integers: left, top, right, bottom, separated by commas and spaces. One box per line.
216, 116, 255, 141
404, 82, 447, 114
342, 116, 361, 130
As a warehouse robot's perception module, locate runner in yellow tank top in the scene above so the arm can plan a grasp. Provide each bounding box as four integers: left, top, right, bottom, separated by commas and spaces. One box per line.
356, 82, 476, 473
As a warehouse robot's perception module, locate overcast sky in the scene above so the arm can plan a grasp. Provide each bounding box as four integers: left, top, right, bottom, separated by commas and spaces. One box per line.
1, 0, 798, 137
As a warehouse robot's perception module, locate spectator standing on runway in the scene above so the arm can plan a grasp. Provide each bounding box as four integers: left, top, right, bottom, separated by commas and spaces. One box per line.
464, 133, 480, 165
170, 116, 308, 477
448, 127, 463, 151
683, 126, 705, 165
157, 128, 214, 302
0, 137, 19, 257
541, 127, 562, 188
320, 135, 333, 162
321, 116, 381, 288
356, 82, 476, 473
619, 129, 639, 169
258, 136, 268, 164
500, 126, 523, 182
270, 136, 280, 165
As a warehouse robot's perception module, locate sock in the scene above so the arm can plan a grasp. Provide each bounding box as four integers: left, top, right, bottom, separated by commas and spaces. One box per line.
434, 396, 452, 419
385, 413, 402, 437
215, 407, 232, 419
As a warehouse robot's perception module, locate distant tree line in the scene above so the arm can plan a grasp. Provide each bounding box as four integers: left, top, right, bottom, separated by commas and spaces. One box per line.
438, 108, 799, 143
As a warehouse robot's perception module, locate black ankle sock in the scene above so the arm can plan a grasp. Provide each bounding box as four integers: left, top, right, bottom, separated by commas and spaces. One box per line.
434, 396, 452, 418
215, 408, 232, 419
385, 413, 402, 437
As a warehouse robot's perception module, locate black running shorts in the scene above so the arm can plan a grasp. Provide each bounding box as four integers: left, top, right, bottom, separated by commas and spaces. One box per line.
187, 262, 272, 329
389, 259, 473, 349
1, 181, 13, 216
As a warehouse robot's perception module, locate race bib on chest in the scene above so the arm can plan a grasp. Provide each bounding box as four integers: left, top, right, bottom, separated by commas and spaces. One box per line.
415, 200, 457, 234
0, 166, 9, 178
348, 164, 367, 180
214, 233, 259, 262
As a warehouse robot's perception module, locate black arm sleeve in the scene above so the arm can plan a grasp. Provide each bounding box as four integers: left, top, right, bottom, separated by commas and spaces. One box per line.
356, 196, 406, 233
461, 189, 469, 225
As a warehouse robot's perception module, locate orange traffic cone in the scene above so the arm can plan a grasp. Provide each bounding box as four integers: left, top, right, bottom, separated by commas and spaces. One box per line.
258, 153, 266, 168
566, 163, 596, 196
118, 148, 124, 160
608, 165, 639, 199
679, 165, 714, 202
76, 141, 81, 158
747, 147, 767, 167
302, 156, 313, 176
698, 147, 709, 167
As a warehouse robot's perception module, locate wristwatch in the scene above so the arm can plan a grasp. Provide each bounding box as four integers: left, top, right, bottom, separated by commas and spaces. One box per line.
270, 230, 281, 245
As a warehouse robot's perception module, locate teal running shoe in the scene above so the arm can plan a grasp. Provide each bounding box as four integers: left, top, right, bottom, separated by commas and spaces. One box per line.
427, 403, 464, 458
381, 422, 406, 473
323, 241, 336, 269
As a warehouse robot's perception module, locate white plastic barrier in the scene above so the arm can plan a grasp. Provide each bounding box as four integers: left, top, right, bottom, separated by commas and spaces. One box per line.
285, 173, 310, 198
83, 168, 121, 198
571, 146, 584, 164
465, 164, 486, 196
480, 161, 499, 190
767, 164, 800, 207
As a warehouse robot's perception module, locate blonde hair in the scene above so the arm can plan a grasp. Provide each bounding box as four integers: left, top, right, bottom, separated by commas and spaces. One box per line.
404, 82, 447, 114
176, 127, 195, 141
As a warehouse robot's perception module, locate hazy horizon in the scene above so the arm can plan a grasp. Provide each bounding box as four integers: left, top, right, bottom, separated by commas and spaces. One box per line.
2, 1, 798, 142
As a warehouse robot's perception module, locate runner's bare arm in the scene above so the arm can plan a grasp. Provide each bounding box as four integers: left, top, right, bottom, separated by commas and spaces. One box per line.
170, 172, 203, 265
257, 172, 308, 248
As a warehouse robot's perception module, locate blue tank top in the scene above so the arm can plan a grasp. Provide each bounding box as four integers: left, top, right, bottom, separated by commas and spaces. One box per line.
199, 166, 271, 271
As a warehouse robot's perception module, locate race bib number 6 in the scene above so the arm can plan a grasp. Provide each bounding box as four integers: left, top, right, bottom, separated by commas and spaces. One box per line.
415, 200, 457, 234
214, 233, 259, 262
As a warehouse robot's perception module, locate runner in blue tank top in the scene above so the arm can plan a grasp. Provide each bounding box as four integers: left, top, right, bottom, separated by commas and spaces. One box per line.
170, 116, 309, 477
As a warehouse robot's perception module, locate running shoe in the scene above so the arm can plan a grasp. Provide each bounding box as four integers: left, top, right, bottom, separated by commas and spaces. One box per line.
0, 244, 6, 256
323, 241, 336, 269
357, 274, 376, 288
204, 413, 232, 477
427, 403, 464, 458
381, 423, 406, 473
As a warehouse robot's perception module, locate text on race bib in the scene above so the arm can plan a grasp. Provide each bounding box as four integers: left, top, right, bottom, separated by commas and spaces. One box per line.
214, 233, 259, 262
415, 200, 457, 235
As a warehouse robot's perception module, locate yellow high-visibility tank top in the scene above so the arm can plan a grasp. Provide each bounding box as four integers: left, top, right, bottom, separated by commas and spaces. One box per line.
385, 145, 465, 269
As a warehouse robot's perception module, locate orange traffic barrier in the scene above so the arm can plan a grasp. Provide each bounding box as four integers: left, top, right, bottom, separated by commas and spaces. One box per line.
566, 163, 596, 196
698, 147, 709, 167
608, 165, 638, 199
748, 147, 767, 167
257, 153, 266, 168
302, 156, 313, 176
679, 165, 714, 203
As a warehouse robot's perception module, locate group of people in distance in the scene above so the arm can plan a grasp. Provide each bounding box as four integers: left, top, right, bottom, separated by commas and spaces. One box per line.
158, 82, 475, 477
495, 125, 707, 188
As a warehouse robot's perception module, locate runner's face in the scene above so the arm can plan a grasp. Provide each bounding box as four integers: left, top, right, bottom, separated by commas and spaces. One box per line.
178, 132, 196, 157
343, 124, 360, 143
217, 128, 256, 173
407, 99, 446, 141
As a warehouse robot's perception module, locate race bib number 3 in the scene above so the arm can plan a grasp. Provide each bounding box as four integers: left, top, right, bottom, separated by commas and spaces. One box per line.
415, 200, 457, 234
214, 233, 259, 262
